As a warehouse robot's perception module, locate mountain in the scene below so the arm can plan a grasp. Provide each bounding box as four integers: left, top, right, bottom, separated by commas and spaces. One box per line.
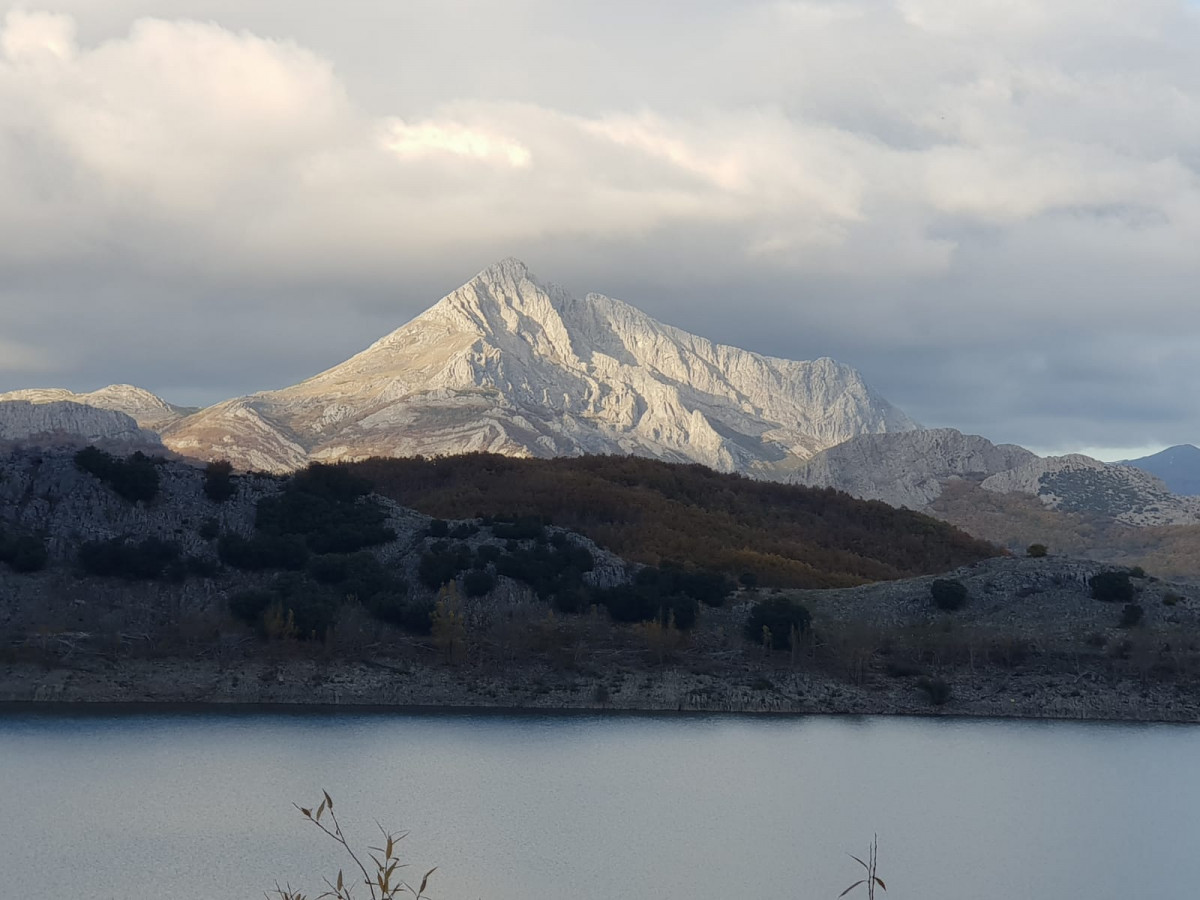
792, 428, 1200, 528
162, 258, 917, 473
795, 428, 1037, 510
1118, 445, 1200, 496
0, 385, 195, 432
0, 400, 164, 453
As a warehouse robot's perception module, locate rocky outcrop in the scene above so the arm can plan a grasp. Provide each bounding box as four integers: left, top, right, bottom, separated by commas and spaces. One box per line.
162, 258, 918, 473
794, 428, 1036, 510
0, 385, 194, 431
0, 400, 165, 454
793, 428, 1200, 527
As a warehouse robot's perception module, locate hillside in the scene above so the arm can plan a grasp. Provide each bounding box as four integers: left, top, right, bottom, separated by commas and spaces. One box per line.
5, 446, 1200, 723
930, 480, 1200, 579
348, 452, 999, 588
792, 427, 1200, 527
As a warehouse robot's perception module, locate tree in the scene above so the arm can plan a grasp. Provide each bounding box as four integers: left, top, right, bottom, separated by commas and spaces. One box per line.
1090, 571, 1134, 603
431, 583, 467, 663
930, 578, 968, 611
743, 597, 812, 650
203, 460, 236, 502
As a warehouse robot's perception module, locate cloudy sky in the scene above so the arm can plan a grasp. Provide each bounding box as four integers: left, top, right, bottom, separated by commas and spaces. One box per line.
1, 1, 1198, 459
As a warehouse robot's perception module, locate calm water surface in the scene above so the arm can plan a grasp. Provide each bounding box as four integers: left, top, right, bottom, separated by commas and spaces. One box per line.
1, 708, 1198, 900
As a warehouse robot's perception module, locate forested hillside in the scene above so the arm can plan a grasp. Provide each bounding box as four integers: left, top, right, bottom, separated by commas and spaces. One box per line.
350, 453, 999, 588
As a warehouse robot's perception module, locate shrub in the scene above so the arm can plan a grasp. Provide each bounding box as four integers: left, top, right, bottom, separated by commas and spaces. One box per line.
917, 676, 952, 705
197, 518, 220, 541
738, 572, 758, 589
254, 464, 395, 556
1090, 571, 1134, 603
78, 537, 182, 580
594, 572, 699, 630
494, 540, 593, 604
1120, 603, 1144, 628
462, 570, 495, 597
74, 447, 161, 503
1163, 592, 1183, 607
491, 515, 547, 541
219, 533, 309, 571
256, 490, 395, 555
427, 519, 449, 538
308, 554, 350, 585
202, 460, 236, 502
0, 532, 48, 573
366, 593, 433, 634
229, 589, 276, 625
1129, 566, 1147, 579
418, 544, 472, 590
183, 555, 220, 578
1026, 544, 1048, 558
743, 597, 812, 650
552, 585, 587, 614
930, 578, 968, 611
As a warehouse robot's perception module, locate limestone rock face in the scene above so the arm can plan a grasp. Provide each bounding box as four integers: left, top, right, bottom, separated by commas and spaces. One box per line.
0, 385, 195, 431
794, 428, 1037, 510
793, 428, 1200, 527
163, 258, 918, 473
0, 400, 165, 453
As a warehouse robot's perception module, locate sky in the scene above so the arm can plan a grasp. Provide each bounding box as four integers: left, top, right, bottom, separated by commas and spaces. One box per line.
0, 1, 1198, 460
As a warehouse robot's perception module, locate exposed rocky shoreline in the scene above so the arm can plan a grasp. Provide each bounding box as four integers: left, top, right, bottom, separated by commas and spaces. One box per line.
3, 654, 1198, 723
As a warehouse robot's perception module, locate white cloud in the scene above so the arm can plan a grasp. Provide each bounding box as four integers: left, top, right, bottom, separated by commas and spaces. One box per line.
382, 119, 531, 168
1, 6, 1196, 276
0, 2, 1198, 450
1, 9, 75, 60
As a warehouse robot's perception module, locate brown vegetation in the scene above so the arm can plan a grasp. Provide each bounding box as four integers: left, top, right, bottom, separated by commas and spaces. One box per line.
932, 480, 1200, 577
350, 454, 998, 589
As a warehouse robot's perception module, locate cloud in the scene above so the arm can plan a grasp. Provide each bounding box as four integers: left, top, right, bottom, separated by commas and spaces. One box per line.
0, 337, 51, 373
382, 119, 532, 168
0, 2, 1198, 453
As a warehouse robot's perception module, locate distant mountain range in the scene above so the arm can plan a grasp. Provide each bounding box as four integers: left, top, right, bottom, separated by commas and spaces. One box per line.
793, 429, 1200, 527
1, 258, 1198, 561
1118, 445, 1200, 496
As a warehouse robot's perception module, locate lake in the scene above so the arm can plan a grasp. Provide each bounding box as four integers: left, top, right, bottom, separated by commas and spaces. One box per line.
1, 708, 1197, 899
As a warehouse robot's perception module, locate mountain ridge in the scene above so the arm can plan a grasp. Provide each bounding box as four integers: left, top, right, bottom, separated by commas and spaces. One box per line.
1118, 445, 1200, 496
0, 384, 195, 432
157, 258, 918, 473
792, 428, 1200, 529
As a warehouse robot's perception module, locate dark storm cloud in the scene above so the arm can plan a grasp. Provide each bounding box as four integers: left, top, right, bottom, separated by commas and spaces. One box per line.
1, 0, 1199, 458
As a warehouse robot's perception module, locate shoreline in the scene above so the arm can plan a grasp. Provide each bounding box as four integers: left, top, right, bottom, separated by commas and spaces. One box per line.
1, 699, 1193, 728
3, 657, 1198, 725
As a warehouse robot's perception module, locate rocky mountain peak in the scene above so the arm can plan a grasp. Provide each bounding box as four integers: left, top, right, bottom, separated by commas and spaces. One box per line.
152, 259, 918, 473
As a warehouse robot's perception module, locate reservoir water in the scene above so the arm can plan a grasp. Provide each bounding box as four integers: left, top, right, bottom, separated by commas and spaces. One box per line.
2, 708, 1198, 900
